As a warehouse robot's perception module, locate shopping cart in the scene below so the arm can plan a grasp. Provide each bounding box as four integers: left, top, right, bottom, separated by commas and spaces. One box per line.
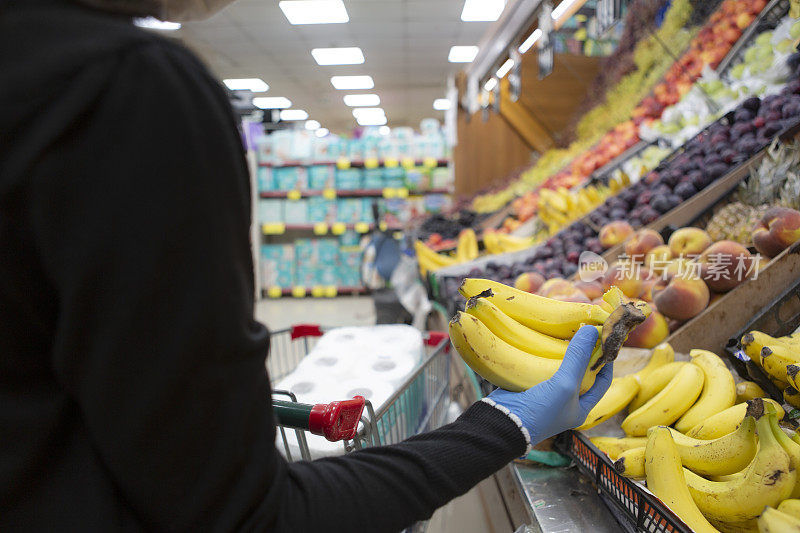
269, 324, 452, 461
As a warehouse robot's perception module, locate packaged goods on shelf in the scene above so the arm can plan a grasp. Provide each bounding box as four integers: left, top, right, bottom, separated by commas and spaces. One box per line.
283, 200, 308, 225
258, 199, 284, 224
307, 197, 337, 224
404, 167, 430, 191
384, 167, 406, 188
307, 165, 335, 189
260, 244, 295, 288
257, 166, 272, 191
334, 168, 363, 190
261, 237, 365, 291
362, 168, 384, 189
273, 166, 307, 191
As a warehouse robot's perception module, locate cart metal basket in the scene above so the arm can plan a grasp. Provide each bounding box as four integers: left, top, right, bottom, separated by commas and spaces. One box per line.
268, 324, 451, 461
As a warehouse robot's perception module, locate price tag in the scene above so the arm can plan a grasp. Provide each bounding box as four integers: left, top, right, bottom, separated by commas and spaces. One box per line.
262, 222, 286, 235
313, 223, 328, 235
324, 285, 337, 298
384, 158, 399, 168
382, 188, 397, 199
379, 221, 388, 232
401, 157, 415, 170
331, 222, 346, 235
423, 157, 438, 168
336, 157, 351, 170
267, 286, 282, 298
291, 286, 306, 298
311, 286, 325, 298
364, 157, 379, 169
355, 222, 370, 234
287, 190, 302, 201
322, 188, 337, 199
397, 187, 409, 198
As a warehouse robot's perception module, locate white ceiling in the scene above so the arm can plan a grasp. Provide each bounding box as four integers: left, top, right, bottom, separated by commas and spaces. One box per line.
175, 0, 498, 133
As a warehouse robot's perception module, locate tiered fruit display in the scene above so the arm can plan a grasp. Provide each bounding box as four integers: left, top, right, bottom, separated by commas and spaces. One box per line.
535, 177, 626, 234
415, 230, 540, 277
449, 280, 647, 392
583, 338, 800, 532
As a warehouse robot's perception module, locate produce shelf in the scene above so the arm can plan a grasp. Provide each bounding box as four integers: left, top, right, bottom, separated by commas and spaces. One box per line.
259, 187, 452, 199
258, 158, 450, 169
260, 222, 403, 235
716, 0, 792, 76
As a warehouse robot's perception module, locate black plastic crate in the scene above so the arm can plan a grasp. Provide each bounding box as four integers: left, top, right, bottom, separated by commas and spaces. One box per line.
723, 277, 800, 406
554, 431, 693, 533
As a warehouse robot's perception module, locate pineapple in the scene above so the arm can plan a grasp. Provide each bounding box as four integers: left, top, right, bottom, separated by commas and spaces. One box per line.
706, 140, 800, 244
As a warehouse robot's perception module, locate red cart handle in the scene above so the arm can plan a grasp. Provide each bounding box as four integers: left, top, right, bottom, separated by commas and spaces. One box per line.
308, 396, 366, 442
290, 324, 324, 340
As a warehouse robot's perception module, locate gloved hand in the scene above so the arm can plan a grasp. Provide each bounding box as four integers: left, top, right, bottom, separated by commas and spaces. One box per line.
488, 326, 613, 446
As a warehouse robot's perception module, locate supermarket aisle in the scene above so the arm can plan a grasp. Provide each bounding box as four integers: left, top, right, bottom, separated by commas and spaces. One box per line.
255, 296, 376, 330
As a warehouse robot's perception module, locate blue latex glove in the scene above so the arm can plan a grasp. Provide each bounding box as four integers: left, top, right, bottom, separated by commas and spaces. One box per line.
488, 326, 613, 446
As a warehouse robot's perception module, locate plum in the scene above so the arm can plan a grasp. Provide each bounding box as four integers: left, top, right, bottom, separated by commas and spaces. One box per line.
687, 170, 705, 189
675, 182, 697, 200
736, 138, 761, 155
666, 195, 682, 209
651, 195, 672, 214
703, 154, 722, 167
610, 208, 627, 220
637, 191, 653, 205
720, 149, 737, 164
640, 206, 660, 224
731, 122, 754, 136
741, 96, 761, 112
734, 108, 754, 122
763, 122, 782, 138
706, 163, 728, 181
782, 102, 800, 119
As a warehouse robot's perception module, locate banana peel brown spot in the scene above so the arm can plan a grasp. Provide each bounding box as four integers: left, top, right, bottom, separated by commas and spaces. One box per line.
742, 332, 754, 347
613, 457, 626, 474
762, 347, 773, 360
789, 365, 800, 381
594, 302, 647, 371
746, 398, 764, 419
765, 470, 785, 486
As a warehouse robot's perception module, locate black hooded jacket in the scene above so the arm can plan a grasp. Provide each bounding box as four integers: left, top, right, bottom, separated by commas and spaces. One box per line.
0, 1, 526, 531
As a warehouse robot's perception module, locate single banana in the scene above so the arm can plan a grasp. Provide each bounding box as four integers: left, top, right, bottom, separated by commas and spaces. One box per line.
767, 402, 800, 499
632, 342, 675, 384
786, 386, 800, 410
615, 417, 758, 478
621, 364, 704, 436
644, 426, 719, 533
464, 297, 574, 359
629, 361, 688, 411
458, 278, 610, 339
757, 506, 800, 532
687, 400, 785, 440
737, 381, 767, 403
674, 350, 737, 434
788, 365, 800, 392
684, 400, 796, 524
777, 499, 800, 520
614, 446, 646, 478
760, 343, 800, 386
482, 230, 505, 255
449, 312, 601, 394
576, 375, 640, 431
589, 436, 648, 460
414, 240, 457, 268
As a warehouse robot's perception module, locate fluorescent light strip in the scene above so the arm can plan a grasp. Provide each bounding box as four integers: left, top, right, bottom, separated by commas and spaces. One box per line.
518, 28, 543, 53
252, 97, 292, 109
357, 115, 388, 126
133, 17, 181, 30
496, 59, 514, 78
344, 94, 380, 106
484, 78, 498, 91
280, 109, 309, 121
460, 0, 505, 21
331, 75, 374, 90
433, 98, 451, 111
315, 128, 330, 137
379, 126, 391, 135
305, 120, 321, 130
352, 107, 385, 119
224, 78, 269, 92
278, 0, 349, 24
311, 47, 364, 65
552, 0, 581, 21
448, 45, 479, 63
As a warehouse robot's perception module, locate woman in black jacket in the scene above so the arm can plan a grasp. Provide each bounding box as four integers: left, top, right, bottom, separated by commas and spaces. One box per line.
0, 1, 613, 530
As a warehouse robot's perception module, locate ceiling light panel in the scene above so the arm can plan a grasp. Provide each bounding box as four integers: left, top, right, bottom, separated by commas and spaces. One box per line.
460, 0, 505, 21
519, 28, 543, 53
433, 98, 451, 111
496, 59, 514, 78
133, 17, 181, 30
278, 0, 349, 24
315, 128, 330, 137
280, 109, 309, 121
357, 115, 388, 126
331, 75, 374, 90
352, 107, 386, 120
305, 120, 321, 130
484, 78, 498, 91
552, 0, 580, 20
311, 47, 365, 65
448, 46, 479, 63
252, 97, 292, 109
344, 94, 380, 106
223, 78, 269, 92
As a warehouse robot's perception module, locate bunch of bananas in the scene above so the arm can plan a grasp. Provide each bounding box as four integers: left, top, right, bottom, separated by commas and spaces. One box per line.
449, 279, 648, 393
740, 330, 800, 409
537, 179, 626, 234
482, 230, 538, 255
413, 240, 457, 276
454, 229, 479, 263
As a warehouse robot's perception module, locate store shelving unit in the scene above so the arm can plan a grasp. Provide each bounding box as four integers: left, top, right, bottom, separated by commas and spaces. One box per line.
259, 187, 452, 199
257, 158, 450, 169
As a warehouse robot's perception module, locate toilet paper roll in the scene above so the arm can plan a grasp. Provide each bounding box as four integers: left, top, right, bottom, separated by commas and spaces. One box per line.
296, 347, 356, 378
336, 378, 395, 412
315, 327, 370, 352
358, 352, 418, 388
370, 325, 424, 362
273, 370, 342, 405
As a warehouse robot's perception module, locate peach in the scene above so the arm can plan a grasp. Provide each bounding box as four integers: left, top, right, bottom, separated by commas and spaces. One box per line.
644, 245, 673, 274
601, 263, 651, 299
548, 290, 592, 304
652, 274, 710, 320
624, 229, 664, 262
697, 240, 753, 292
514, 272, 545, 293
753, 207, 800, 259
599, 221, 634, 249
663, 257, 701, 280
574, 280, 604, 301
624, 305, 669, 349
537, 278, 573, 297
668, 227, 713, 258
